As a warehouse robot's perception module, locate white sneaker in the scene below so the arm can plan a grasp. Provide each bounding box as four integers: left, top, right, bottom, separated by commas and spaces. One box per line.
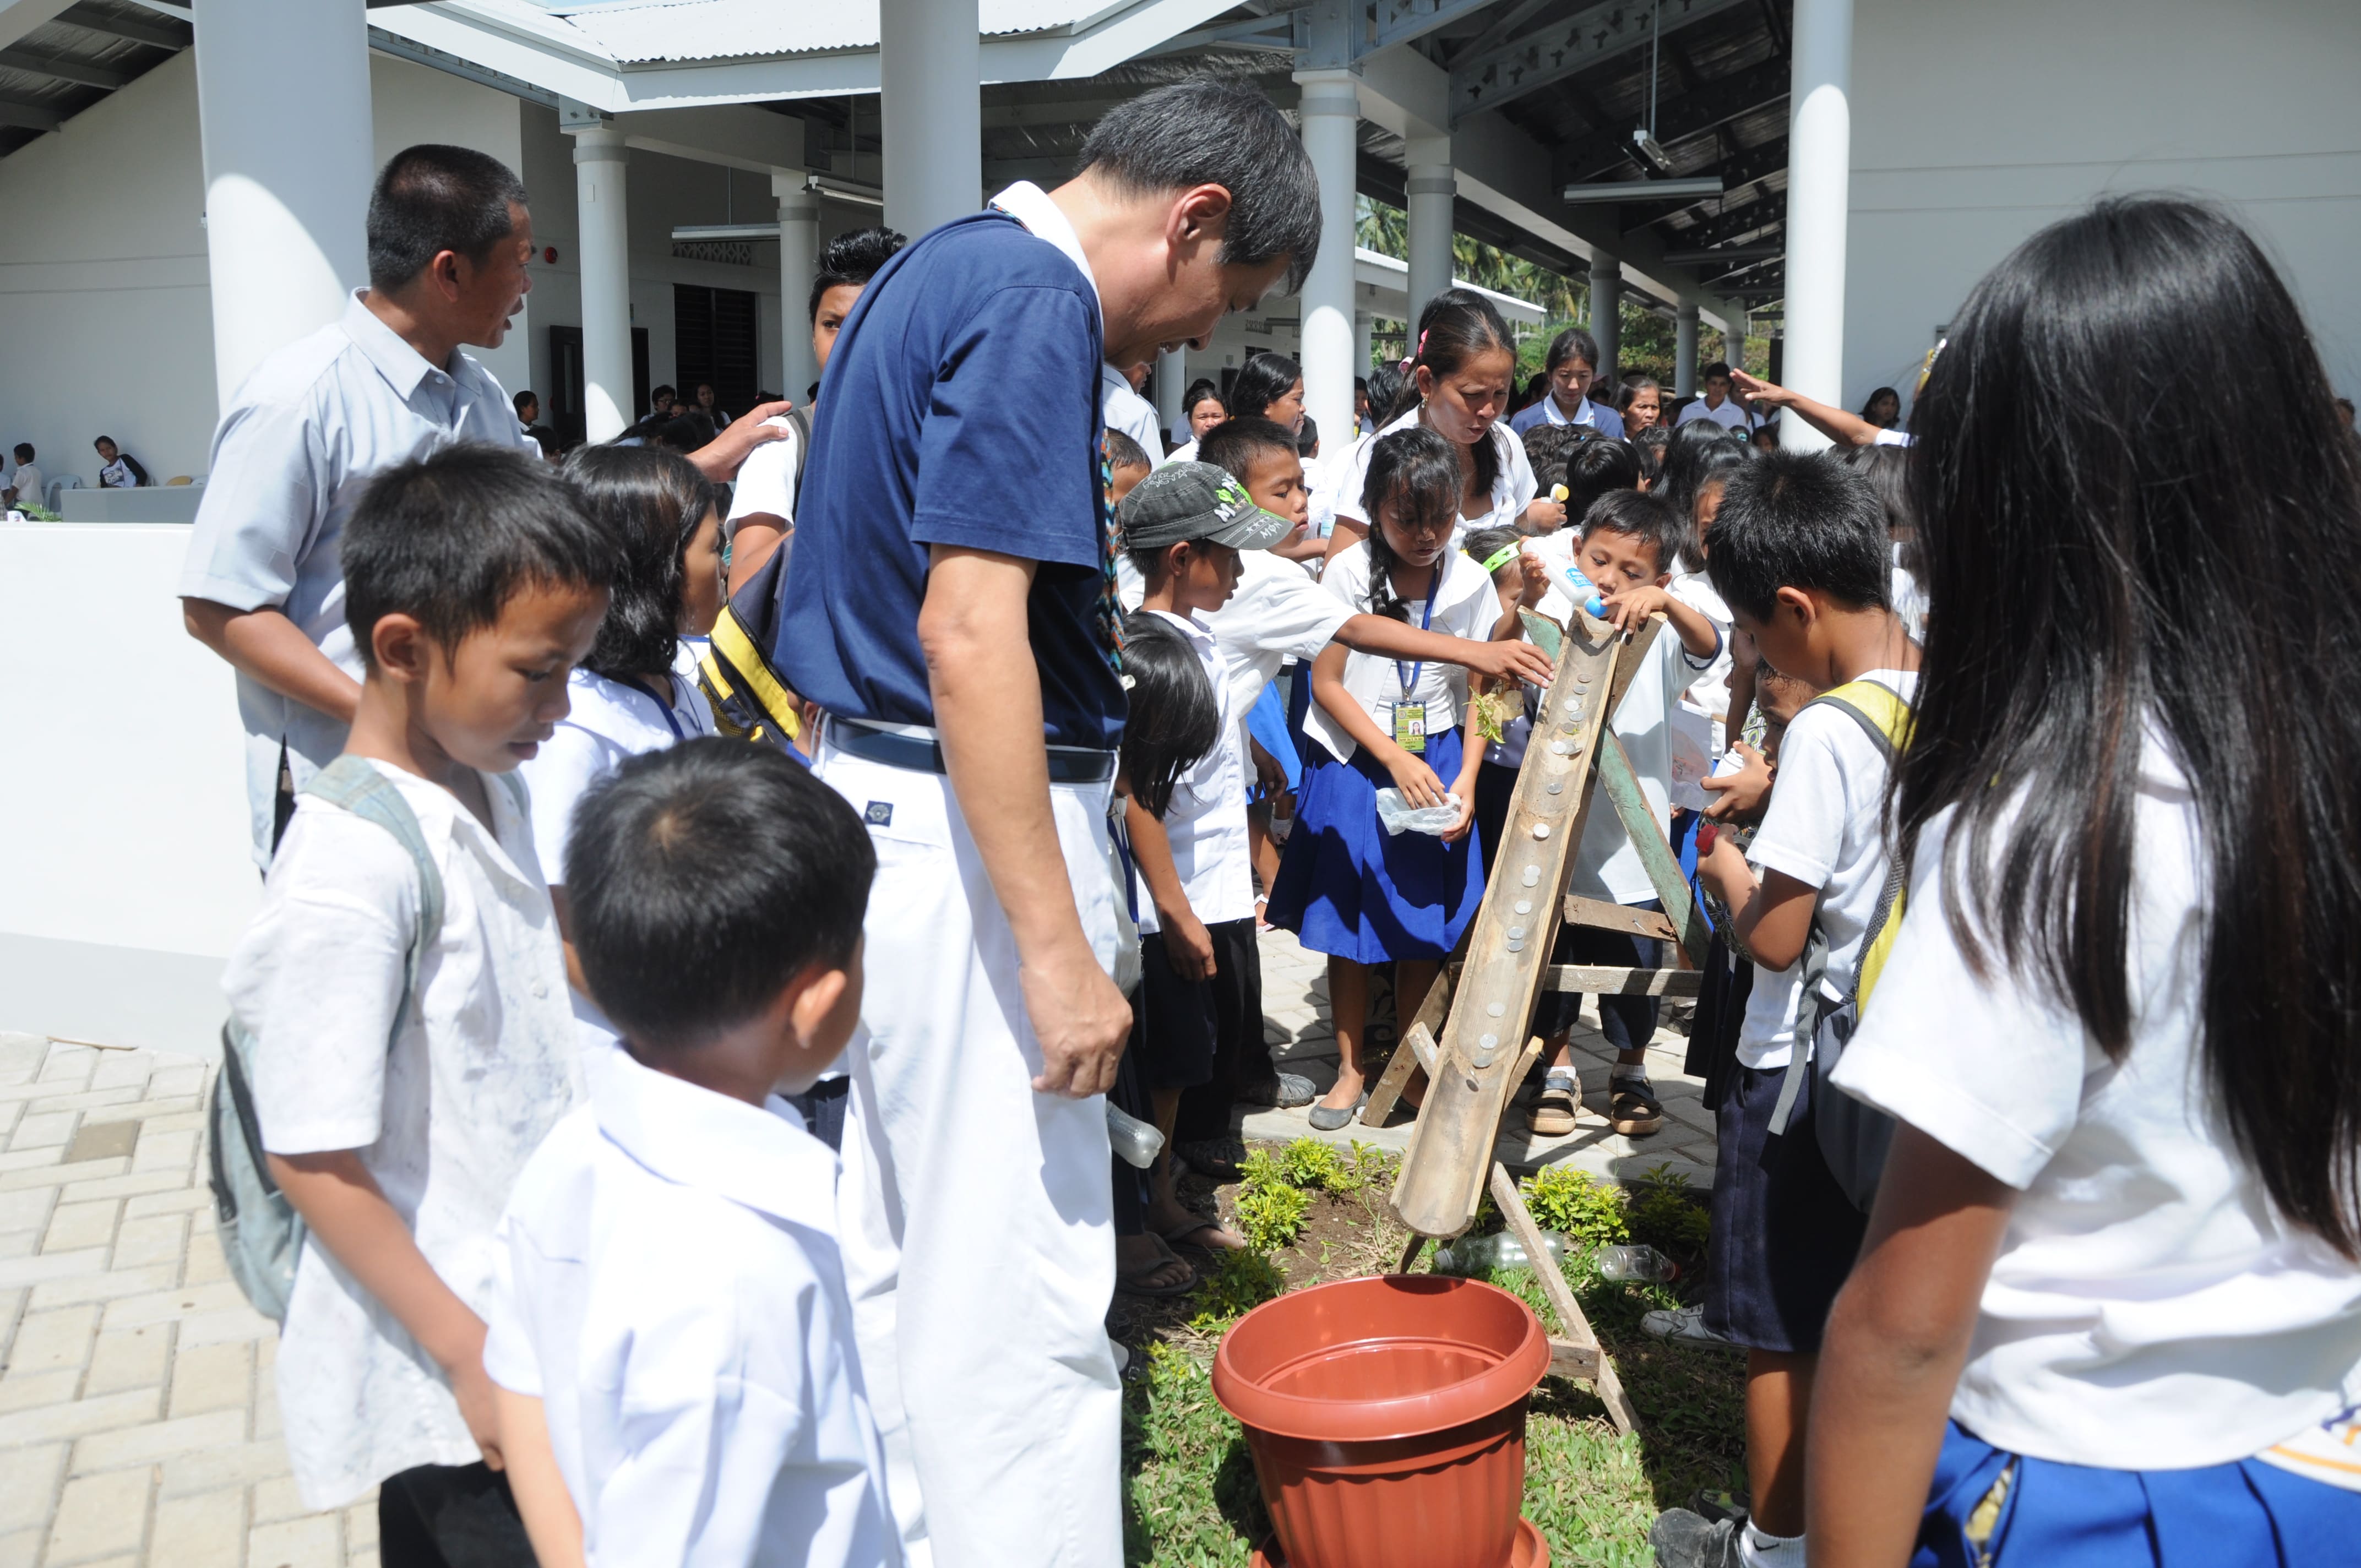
1641, 1302, 1734, 1346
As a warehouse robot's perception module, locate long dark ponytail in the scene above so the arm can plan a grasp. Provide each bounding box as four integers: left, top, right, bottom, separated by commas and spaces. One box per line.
1384, 290, 1515, 501
1898, 195, 2361, 1254
1358, 426, 1461, 623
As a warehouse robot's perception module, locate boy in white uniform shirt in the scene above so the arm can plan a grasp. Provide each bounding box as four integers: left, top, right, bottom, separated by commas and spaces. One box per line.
486, 739, 896, 1568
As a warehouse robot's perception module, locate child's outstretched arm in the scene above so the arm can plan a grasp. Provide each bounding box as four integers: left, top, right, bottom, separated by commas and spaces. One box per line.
1808, 1125, 2015, 1567
494, 1387, 585, 1568
1336, 615, 1556, 687
269, 1151, 506, 1467
1597, 588, 1722, 661
1441, 697, 1485, 844
1309, 641, 1446, 808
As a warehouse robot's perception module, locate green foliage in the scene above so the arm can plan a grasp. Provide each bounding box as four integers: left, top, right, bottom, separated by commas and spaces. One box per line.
1122, 1343, 1264, 1565
1233, 1179, 1312, 1254
1520, 1166, 1633, 1247
1629, 1164, 1712, 1256
1345, 1139, 1395, 1189
1185, 1248, 1288, 1332
1273, 1137, 1364, 1195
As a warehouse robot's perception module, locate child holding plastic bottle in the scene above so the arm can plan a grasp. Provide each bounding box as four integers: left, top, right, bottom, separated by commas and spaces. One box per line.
1264, 427, 1543, 1129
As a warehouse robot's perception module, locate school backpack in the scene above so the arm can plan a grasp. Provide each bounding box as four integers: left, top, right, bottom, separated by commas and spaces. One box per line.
695, 543, 810, 753
1765, 678, 1913, 1212
206, 757, 520, 1320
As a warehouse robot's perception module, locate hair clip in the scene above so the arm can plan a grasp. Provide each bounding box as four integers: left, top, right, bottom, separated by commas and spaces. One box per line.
1119, 673, 1137, 690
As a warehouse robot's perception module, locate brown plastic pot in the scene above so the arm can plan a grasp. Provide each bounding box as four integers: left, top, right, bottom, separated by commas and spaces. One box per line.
1212, 1275, 1552, 1568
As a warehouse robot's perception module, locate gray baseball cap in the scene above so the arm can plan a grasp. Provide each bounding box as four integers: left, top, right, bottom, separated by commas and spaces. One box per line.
1115, 461, 1297, 553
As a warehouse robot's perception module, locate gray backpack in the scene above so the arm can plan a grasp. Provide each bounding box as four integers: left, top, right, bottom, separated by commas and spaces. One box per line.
206, 758, 491, 1321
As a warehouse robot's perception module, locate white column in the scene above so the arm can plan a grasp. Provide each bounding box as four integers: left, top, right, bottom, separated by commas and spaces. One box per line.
1354, 311, 1374, 379
1781, 0, 1852, 451
192, 0, 372, 406
1405, 134, 1454, 324
775, 173, 822, 403
1155, 346, 1185, 448
1293, 72, 1361, 458
1675, 304, 1699, 396
569, 122, 633, 442
880, 0, 980, 238
1589, 260, 1622, 394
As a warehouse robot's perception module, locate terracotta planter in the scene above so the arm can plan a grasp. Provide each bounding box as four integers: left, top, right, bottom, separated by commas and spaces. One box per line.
1212, 1275, 1552, 1568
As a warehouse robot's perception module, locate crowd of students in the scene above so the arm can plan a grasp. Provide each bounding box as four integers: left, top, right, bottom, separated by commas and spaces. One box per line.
171, 83, 2361, 1568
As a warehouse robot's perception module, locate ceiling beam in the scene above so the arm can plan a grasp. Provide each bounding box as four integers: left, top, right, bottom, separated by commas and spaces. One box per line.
54, 1, 184, 49
0, 44, 121, 86
1631, 134, 1786, 228
1661, 190, 1782, 250
1367, 0, 1502, 56
1448, 0, 1753, 124
0, 90, 59, 130
1559, 56, 1788, 182
1662, 241, 1781, 264
1450, 0, 1552, 66
979, 96, 1132, 130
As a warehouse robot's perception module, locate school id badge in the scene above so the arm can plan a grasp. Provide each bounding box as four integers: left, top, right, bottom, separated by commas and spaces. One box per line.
1392, 700, 1428, 754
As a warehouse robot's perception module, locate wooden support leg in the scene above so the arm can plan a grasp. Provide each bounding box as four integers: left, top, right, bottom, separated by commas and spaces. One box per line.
1489, 1161, 1640, 1436
1362, 961, 1454, 1126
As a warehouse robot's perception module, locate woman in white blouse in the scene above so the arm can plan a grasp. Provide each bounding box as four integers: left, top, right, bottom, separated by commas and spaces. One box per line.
1325, 292, 1557, 566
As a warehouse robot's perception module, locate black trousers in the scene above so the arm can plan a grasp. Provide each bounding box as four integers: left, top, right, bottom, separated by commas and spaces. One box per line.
378, 1463, 534, 1568
1172, 918, 1267, 1144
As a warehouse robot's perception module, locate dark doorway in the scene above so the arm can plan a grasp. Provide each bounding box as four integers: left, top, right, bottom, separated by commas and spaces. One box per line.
673, 284, 761, 420
547, 324, 650, 446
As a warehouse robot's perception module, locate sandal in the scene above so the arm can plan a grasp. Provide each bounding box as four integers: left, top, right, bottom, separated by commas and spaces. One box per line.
1176, 1137, 1246, 1182
1161, 1213, 1248, 1253
1116, 1236, 1197, 1298
1609, 1076, 1665, 1136
1527, 1082, 1579, 1136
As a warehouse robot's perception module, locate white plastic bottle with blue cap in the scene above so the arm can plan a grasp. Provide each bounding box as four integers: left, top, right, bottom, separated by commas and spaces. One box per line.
1547, 483, 1608, 619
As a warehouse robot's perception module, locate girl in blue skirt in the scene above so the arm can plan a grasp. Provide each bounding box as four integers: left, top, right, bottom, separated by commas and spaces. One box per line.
1266, 423, 1541, 1129
1800, 197, 2361, 1567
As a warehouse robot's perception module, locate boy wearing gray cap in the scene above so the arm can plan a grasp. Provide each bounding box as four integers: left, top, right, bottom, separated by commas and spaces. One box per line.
1115, 464, 1293, 1255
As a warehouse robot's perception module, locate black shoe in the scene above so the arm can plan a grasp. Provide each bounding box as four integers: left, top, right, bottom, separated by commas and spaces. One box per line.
1175, 1137, 1246, 1182
1237, 1071, 1317, 1109
1650, 1508, 1740, 1568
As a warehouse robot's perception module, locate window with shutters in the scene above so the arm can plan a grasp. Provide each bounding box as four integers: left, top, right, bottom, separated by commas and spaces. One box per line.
672, 285, 761, 418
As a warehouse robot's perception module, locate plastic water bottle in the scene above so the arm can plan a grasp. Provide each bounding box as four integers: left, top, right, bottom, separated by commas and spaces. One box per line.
1555, 558, 1609, 621
1433, 1231, 1569, 1276
1595, 1244, 1679, 1283
1107, 1104, 1164, 1169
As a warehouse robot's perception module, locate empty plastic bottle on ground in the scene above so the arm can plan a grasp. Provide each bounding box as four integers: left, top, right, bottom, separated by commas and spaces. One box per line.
1595, 1244, 1679, 1283
1433, 1231, 1569, 1276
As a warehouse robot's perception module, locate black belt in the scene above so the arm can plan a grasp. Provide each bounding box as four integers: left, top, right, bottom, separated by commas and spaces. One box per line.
826, 717, 1116, 783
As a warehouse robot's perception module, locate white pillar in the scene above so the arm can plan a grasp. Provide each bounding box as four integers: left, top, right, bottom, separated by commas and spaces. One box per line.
1589, 261, 1622, 394
192, 0, 372, 406
1155, 346, 1185, 448
568, 121, 633, 442
1405, 135, 1454, 325
775, 173, 822, 403
1675, 304, 1699, 396
1354, 311, 1374, 379
881, 0, 980, 238
1293, 72, 1360, 458
1781, 0, 1852, 451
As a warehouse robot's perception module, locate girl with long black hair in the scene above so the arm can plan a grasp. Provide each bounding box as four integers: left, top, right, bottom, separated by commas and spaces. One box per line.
1807, 196, 2361, 1564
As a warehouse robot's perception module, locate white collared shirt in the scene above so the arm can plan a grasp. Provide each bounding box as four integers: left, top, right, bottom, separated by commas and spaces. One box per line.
1136, 608, 1253, 930
7, 461, 41, 504
987, 181, 1101, 316
726, 413, 805, 538
485, 1047, 900, 1568
1675, 395, 1758, 432
226, 759, 580, 1509
1569, 620, 1721, 904
179, 289, 540, 865
1331, 404, 1537, 549
1304, 540, 1497, 765
1100, 363, 1163, 460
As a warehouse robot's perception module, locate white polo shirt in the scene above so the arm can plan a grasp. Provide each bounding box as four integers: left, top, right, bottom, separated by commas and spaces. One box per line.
1100, 363, 1163, 460
1136, 608, 1253, 931
8, 461, 42, 505
1674, 395, 1757, 432
1569, 619, 1720, 905
227, 759, 580, 1509
486, 1046, 900, 1567
1304, 540, 1496, 765
178, 288, 539, 865
725, 415, 804, 543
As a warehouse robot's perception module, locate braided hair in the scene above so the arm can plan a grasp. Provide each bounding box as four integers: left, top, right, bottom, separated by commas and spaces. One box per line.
1358, 426, 1461, 623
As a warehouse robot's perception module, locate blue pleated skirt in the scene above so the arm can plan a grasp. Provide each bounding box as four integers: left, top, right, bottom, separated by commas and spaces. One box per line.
1246, 681, 1301, 796
1913, 1418, 2361, 1567
1263, 727, 1485, 964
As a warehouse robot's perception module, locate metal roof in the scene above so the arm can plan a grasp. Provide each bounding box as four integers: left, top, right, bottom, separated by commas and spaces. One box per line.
0, 0, 189, 160
421, 0, 1151, 67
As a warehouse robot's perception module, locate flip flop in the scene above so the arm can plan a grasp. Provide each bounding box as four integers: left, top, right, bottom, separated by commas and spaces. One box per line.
1161, 1215, 1248, 1253
1116, 1237, 1198, 1298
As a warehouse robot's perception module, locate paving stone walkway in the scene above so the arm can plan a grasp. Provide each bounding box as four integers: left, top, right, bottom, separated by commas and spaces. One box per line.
0, 929, 1712, 1566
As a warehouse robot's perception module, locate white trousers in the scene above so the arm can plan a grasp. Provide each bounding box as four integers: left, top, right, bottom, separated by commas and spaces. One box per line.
816, 738, 1123, 1568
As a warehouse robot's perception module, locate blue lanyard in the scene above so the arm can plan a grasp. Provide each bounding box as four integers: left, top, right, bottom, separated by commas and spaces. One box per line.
1391, 553, 1444, 695
641, 677, 689, 743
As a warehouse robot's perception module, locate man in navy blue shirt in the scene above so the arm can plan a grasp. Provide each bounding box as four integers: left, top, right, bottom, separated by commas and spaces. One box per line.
773, 81, 1319, 1566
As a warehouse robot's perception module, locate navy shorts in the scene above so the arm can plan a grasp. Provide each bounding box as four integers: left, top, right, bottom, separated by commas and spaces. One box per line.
1130, 926, 1220, 1090
1702, 1055, 1869, 1354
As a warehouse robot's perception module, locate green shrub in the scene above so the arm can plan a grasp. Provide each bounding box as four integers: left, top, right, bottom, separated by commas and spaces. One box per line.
1234, 1179, 1312, 1252
1276, 1137, 1363, 1194
1630, 1185, 1711, 1255
1345, 1139, 1395, 1188
1520, 1164, 1631, 1246
1187, 1248, 1288, 1330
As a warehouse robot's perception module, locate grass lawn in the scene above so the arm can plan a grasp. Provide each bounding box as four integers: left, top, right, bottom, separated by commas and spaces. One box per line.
1114, 1140, 1747, 1566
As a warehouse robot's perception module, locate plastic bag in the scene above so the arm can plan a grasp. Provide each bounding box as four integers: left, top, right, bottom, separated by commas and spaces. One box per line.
1374, 787, 1463, 836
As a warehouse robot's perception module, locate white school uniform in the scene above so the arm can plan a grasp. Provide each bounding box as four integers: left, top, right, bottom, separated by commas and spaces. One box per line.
7, 461, 41, 506
1674, 395, 1757, 432
727, 413, 806, 543
1332, 405, 1537, 550
485, 1046, 900, 1567
1100, 363, 1164, 461
1744, 670, 1918, 1016
1667, 564, 1736, 749
1158, 436, 1201, 468
224, 760, 579, 1509
1303, 540, 1495, 765
519, 667, 718, 1053
1566, 608, 1721, 905
1135, 608, 1252, 933
1833, 731, 2361, 1469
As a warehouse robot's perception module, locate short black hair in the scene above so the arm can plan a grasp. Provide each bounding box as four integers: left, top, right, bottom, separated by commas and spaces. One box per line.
1077, 79, 1320, 291
1104, 428, 1152, 471
1700, 361, 1733, 382
1520, 422, 1585, 493
1229, 352, 1301, 421
1705, 449, 1890, 622
342, 442, 611, 668
12, 443, 30, 462
1563, 437, 1643, 522
1545, 326, 1601, 375
93, 435, 115, 449
1464, 525, 1522, 578
808, 225, 907, 320
566, 740, 875, 1055
1632, 424, 1671, 480
1580, 489, 1684, 579
1196, 415, 1296, 483
366, 145, 529, 292
1117, 612, 1219, 819
561, 444, 715, 679
512, 389, 537, 416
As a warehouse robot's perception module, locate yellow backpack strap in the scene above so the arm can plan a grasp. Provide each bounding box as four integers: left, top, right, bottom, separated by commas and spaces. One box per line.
1805, 679, 1914, 1009
703, 603, 802, 744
